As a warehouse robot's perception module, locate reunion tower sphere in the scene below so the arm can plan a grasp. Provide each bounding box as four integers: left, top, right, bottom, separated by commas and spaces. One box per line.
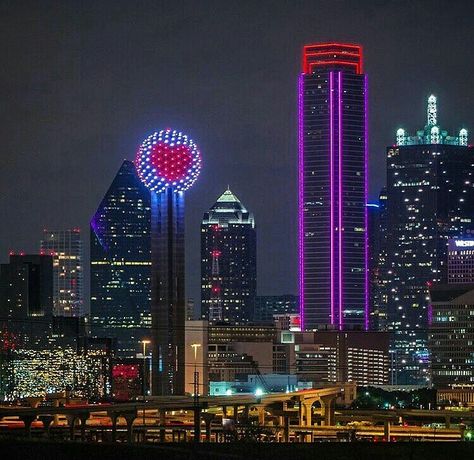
135, 128, 202, 193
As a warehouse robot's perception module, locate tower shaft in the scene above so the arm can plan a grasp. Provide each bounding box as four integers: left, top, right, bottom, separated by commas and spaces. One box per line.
151, 189, 185, 395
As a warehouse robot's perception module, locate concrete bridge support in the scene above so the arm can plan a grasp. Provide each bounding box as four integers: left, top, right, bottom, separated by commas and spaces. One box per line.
384, 421, 391, 441
19, 415, 36, 438
38, 415, 54, 438
202, 413, 215, 442
159, 408, 166, 442
320, 395, 336, 426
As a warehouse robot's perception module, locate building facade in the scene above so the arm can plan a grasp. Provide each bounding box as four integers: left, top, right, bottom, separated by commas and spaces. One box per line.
201, 188, 256, 324
253, 294, 298, 323
299, 43, 368, 330
90, 160, 151, 358
428, 284, 474, 388
386, 95, 473, 384
40, 229, 84, 317
0, 254, 53, 347
448, 239, 474, 284
294, 330, 389, 385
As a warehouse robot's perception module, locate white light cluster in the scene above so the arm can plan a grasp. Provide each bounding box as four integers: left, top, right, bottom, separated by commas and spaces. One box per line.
135, 129, 202, 194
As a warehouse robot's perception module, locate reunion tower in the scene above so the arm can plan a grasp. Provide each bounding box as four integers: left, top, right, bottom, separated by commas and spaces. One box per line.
135, 129, 202, 396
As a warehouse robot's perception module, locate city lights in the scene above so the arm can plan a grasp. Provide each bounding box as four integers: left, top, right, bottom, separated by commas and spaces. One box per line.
135, 129, 202, 194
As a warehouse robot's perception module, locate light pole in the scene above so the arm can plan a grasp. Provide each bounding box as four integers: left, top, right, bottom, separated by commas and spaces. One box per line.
141, 339, 151, 429
191, 343, 201, 442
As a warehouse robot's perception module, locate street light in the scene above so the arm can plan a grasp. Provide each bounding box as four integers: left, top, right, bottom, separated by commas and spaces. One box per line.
191, 343, 201, 443
141, 339, 151, 397
191, 343, 201, 397
141, 339, 151, 429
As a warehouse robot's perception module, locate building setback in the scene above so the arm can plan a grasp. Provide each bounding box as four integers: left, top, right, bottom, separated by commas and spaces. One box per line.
299, 43, 368, 331
90, 160, 151, 358
201, 188, 256, 324
40, 229, 84, 317
386, 95, 473, 384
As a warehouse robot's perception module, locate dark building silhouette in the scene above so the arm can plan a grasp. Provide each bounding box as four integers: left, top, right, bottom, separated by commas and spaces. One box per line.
254, 295, 298, 323
367, 199, 387, 331
0, 254, 53, 346
201, 188, 256, 324
298, 43, 368, 331
386, 95, 473, 384
90, 160, 151, 358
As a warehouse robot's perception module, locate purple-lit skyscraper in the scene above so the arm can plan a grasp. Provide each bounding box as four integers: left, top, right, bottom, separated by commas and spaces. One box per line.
298, 43, 368, 331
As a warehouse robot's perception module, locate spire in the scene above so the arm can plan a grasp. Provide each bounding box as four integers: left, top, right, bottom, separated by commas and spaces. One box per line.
216, 188, 241, 204
427, 94, 437, 126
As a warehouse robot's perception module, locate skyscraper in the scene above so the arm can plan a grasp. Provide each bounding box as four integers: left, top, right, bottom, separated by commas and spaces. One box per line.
386, 95, 473, 384
298, 43, 368, 330
40, 229, 84, 317
90, 160, 151, 358
135, 129, 202, 396
201, 188, 256, 324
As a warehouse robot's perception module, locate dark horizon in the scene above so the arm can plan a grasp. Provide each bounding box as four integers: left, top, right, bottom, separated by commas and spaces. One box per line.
1, 0, 473, 306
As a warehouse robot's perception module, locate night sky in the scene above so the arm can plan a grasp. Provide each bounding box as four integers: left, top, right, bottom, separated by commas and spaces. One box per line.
1, 0, 473, 308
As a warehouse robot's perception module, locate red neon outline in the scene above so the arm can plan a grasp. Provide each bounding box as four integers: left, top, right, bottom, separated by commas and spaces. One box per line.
302, 43, 363, 74
308, 61, 360, 74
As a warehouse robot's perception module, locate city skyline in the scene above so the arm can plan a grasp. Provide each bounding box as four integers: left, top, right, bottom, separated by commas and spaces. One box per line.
1, 1, 472, 306
2, 2, 474, 450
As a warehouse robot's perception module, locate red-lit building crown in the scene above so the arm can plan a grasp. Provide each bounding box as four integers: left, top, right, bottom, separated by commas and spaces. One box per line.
302, 43, 363, 74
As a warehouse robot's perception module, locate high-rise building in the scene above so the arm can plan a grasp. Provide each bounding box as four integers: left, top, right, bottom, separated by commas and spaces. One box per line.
367, 200, 387, 331
298, 43, 368, 331
0, 254, 53, 346
428, 284, 474, 388
135, 129, 202, 396
40, 229, 84, 317
201, 188, 256, 324
90, 160, 151, 358
386, 95, 473, 384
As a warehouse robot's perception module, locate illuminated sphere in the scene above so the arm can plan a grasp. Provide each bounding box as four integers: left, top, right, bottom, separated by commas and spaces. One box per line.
135, 129, 202, 193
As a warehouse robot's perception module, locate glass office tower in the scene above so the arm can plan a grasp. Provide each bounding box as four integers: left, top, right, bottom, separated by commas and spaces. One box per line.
201, 188, 256, 324
90, 160, 151, 357
298, 43, 368, 331
386, 95, 473, 384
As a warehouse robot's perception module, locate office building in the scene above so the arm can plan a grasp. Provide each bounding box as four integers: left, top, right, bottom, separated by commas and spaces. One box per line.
298, 43, 368, 330
448, 239, 474, 284
428, 284, 474, 388
0, 254, 53, 347
201, 188, 256, 324
294, 330, 389, 385
135, 129, 202, 395
367, 196, 388, 331
90, 160, 151, 358
40, 229, 84, 317
386, 95, 473, 384
253, 294, 298, 323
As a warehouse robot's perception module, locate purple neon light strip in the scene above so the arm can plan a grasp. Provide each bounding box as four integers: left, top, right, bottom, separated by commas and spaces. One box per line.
338, 72, 343, 329
298, 73, 305, 330
364, 74, 369, 331
329, 72, 335, 325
